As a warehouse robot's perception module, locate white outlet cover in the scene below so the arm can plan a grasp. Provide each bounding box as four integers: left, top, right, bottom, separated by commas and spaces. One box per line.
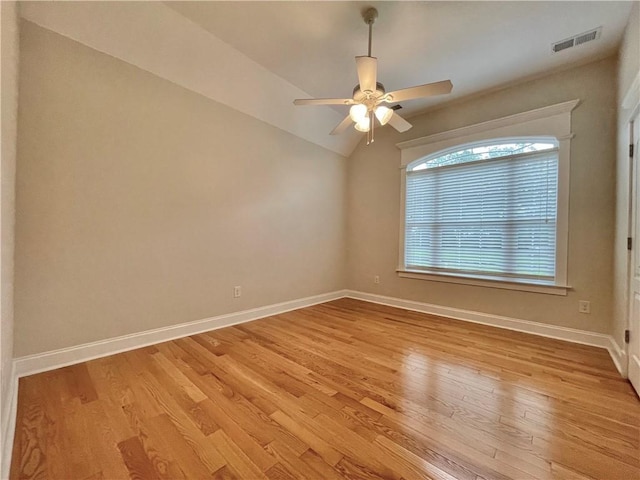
578, 300, 590, 313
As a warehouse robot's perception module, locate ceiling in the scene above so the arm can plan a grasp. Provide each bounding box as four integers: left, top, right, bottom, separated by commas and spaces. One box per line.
20, 1, 635, 156
167, 1, 633, 118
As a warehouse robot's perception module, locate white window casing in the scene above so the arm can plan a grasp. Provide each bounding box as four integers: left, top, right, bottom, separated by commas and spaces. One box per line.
396, 99, 580, 295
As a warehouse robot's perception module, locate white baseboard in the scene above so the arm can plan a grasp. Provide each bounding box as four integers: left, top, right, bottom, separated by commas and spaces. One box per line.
345, 289, 615, 350
14, 290, 347, 378
607, 336, 628, 378
14, 288, 626, 380
1, 366, 18, 480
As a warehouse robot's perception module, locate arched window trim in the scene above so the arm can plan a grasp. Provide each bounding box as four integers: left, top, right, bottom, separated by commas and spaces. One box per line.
396, 100, 579, 296
407, 136, 559, 172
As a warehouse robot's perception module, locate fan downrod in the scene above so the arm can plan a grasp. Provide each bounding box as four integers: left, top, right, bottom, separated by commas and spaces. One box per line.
362, 8, 378, 57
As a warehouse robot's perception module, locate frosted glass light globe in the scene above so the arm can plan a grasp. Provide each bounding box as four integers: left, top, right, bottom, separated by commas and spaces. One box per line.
349, 104, 368, 123
355, 119, 370, 132
375, 105, 393, 125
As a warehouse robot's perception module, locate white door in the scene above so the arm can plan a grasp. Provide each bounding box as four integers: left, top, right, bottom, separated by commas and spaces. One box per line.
628, 112, 640, 395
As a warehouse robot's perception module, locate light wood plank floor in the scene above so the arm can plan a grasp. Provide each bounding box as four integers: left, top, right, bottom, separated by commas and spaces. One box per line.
10, 298, 640, 479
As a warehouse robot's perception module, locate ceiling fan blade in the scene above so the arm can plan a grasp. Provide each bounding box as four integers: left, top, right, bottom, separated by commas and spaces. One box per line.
385, 80, 453, 103
356, 56, 377, 93
293, 98, 355, 106
387, 112, 412, 133
330, 115, 353, 135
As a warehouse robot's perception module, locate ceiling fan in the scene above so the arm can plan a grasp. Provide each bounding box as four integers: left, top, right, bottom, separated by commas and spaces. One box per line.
293, 7, 453, 144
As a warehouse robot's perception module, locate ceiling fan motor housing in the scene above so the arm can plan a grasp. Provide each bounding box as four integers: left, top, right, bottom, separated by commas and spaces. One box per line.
353, 82, 386, 102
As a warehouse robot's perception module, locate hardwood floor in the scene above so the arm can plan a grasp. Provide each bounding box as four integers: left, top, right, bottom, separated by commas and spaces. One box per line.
10, 298, 640, 479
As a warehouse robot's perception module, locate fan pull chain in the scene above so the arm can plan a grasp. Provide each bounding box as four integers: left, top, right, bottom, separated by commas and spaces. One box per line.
370, 110, 374, 144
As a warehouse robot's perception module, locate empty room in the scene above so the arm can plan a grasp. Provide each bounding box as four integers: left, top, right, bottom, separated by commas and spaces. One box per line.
1, 1, 639, 479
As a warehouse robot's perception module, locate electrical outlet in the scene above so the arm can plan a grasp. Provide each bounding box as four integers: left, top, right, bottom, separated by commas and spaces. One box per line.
578, 300, 590, 314
374, 275, 380, 284
233, 286, 241, 298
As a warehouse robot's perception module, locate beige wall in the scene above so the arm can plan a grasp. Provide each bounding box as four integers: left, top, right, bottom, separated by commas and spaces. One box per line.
0, 0, 18, 466
347, 57, 617, 334
14, 22, 347, 357
614, 3, 640, 349
11, 15, 629, 359
617, 3, 640, 101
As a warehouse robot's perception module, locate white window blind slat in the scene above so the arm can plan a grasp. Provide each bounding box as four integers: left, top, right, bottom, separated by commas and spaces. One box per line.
405, 148, 558, 280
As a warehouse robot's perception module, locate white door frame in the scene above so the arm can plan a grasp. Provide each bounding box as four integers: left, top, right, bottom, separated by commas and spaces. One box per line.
623, 71, 640, 381
626, 108, 639, 381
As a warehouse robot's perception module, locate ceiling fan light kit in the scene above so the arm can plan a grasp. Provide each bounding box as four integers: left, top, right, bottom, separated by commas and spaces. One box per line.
350, 104, 392, 133
293, 7, 453, 144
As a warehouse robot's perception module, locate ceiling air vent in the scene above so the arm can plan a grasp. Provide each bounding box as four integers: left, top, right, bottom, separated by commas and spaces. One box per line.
552, 27, 601, 54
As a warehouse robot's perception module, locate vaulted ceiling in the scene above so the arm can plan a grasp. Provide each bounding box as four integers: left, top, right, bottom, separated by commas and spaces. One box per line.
20, 1, 634, 157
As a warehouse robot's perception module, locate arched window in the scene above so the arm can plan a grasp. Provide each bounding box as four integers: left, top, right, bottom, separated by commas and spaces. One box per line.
405, 138, 559, 280
397, 100, 577, 294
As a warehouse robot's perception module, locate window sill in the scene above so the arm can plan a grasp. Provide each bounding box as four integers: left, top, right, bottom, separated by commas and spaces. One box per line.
396, 269, 570, 296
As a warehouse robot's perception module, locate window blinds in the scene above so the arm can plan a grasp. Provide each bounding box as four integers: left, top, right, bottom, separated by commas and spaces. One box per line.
405, 150, 558, 280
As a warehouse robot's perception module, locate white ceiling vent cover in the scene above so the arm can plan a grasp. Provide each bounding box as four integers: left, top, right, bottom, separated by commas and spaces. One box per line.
552, 27, 601, 53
